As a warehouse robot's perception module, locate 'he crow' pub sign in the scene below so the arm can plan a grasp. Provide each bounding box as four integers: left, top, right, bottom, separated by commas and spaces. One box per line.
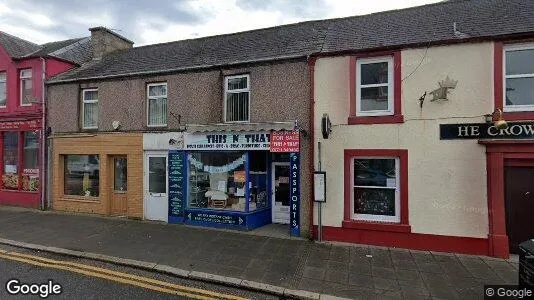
440, 122, 534, 140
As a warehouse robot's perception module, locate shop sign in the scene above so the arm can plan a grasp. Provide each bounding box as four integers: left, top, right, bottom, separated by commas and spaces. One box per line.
184, 132, 270, 151
290, 153, 300, 237
168, 151, 186, 220
270, 131, 300, 152
440, 122, 534, 140
0, 119, 41, 131
186, 211, 246, 226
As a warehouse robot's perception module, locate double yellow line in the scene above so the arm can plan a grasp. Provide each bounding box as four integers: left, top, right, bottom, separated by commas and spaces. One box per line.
0, 249, 248, 300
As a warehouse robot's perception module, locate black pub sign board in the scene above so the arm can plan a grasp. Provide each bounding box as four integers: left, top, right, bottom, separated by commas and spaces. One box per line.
440, 122, 534, 140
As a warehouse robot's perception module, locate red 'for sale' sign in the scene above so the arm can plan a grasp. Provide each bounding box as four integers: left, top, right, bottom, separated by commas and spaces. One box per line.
270, 131, 300, 152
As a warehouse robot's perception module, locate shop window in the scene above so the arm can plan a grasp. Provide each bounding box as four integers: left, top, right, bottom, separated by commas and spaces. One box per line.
22, 132, 39, 191
356, 56, 393, 116
188, 152, 246, 211
82, 89, 98, 129
113, 157, 127, 191
503, 44, 534, 112
147, 83, 167, 127
224, 75, 250, 122
20, 69, 32, 106
0, 71, 6, 107
64, 155, 100, 197
2, 132, 19, 190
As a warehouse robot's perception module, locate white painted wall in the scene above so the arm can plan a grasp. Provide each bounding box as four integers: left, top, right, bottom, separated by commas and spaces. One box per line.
314, 42, 494, 238
143, 132, 184, 150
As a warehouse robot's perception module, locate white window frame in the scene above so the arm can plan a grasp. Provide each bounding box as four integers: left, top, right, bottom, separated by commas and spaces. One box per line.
356, 56, 394, 117
146, 82, 168, 127
351, 156, 400, 223
503, 43, 534, 112
82, 88, 98, 129
19, 69, 32, 107
0, 71, 6, 108
224, 74, 250, 123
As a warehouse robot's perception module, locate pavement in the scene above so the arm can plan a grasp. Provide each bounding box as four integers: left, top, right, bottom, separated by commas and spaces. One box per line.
0, 207, 520, 299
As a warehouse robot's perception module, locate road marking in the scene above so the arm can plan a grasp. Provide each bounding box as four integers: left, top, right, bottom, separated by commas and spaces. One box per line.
0, 250, 248, 300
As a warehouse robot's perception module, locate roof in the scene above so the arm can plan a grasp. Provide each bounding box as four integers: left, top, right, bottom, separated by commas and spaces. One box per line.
49, 0, 534, 83
0, 32, 92, 65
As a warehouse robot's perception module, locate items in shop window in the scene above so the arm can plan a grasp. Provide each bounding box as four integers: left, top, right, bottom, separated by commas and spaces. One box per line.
22, 175, 39, 191
2, 174, 19, 189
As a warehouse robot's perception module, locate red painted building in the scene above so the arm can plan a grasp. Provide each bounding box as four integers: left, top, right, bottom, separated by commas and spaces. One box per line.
0, 32, 91, 208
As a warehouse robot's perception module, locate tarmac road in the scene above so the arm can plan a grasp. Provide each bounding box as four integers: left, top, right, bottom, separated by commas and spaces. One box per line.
0, 245, 279, 300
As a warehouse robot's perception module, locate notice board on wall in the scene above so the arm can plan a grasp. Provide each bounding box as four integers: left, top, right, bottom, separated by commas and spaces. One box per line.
168, 151, 186, 222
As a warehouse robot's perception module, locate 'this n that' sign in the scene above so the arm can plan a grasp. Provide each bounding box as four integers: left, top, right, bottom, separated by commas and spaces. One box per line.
440, 122, 534, 140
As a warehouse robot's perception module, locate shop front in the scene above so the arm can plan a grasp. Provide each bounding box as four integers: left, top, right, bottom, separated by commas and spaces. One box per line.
0, 119, 41, 208
168, 129, 301, 235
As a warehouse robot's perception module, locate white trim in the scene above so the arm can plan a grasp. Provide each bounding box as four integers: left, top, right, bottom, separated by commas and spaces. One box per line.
350, 156, 400, 223
19, 68, 32, 107
0, 71, 6, 108
146, 82, 168, 127
224, 74, 250, 123
503, 43, 534, 112
143, 151, 169, 222
81, 88, 98, 129
355, 56, 394, 117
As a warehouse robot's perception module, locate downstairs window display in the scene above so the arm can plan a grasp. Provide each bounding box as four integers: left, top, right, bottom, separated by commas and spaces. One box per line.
188, 152, 247, 211
352, 157, 400, 222
64, 155, 100, 197
22, 132, 39, 191
3, 132, 19, 190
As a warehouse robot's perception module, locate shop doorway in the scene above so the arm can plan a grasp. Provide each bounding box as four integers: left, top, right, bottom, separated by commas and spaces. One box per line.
110, 156, 127, 215
144, 152, 168, 222
272, 162, 290, 224
505, 166, 534, 254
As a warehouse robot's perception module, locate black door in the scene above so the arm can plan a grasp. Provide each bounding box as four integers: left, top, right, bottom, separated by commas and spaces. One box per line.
505, 166, 534, 254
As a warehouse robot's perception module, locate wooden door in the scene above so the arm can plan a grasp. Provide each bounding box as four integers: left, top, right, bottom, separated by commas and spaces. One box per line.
111, 156, 128, 215
505, 166, 534, 254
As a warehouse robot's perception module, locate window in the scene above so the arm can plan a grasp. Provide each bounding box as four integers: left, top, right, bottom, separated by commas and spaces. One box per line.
147, 83, 167, 127
504, 44, 534, 112
224, 75, 250, 122
64, 155, 100, 197
188, 152, 246, 211
82, 89, 98, 129
113, 157, 127, 191
0, 72, 6, 107
352, 157, 399, 222
356, 56, 393, 116
3, 132, 19, 190
20, 69, 32, 106
22, 131, 39, 191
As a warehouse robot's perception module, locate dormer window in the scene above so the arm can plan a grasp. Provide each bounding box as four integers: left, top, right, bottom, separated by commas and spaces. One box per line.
224, 75, 250, 122
20, 69, 32, 106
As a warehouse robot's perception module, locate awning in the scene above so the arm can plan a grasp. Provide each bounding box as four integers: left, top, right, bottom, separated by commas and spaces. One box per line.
186, 121, 296, 133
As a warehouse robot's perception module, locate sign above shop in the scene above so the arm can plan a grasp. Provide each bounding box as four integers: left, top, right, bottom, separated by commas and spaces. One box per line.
270, 131, 300, 152
184, 131, 300, 152
440, 122, 534, 140
0, 119, 41, 131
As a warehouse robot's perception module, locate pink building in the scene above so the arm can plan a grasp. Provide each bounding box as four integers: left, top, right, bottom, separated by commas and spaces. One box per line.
0, 32, 91, 208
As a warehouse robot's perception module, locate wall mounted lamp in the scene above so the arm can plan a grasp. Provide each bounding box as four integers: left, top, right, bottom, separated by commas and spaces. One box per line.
486, 108, 508, 130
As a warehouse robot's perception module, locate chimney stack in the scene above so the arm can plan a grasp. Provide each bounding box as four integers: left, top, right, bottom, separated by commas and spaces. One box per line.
89, 27, 133, 60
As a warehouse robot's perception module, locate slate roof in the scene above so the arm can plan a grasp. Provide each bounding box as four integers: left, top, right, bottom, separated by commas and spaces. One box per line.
0, 32, 92, 65
49, 0, 534, 83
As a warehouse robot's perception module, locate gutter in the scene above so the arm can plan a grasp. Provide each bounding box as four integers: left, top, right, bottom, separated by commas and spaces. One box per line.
40, 57, 46, 210
47, 54, 309, 84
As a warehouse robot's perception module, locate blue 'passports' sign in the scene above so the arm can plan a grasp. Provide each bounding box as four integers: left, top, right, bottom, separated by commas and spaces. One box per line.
290, 152, 300, 237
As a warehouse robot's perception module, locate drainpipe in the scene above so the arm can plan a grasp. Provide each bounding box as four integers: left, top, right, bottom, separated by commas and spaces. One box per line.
40, 57, 46, 210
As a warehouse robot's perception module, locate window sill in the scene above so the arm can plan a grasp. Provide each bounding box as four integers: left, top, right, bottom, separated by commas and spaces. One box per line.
502, 111, 534, 121
60, 195, 100, 203
342, 220, 411, 233
0, 189, 38, 193
348, 115, 404, 125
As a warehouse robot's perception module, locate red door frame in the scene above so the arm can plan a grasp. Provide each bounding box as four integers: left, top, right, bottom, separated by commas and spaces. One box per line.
480, 140, 534, 258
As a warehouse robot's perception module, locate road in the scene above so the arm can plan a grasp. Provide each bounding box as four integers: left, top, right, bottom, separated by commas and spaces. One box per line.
0, 245, 279, 300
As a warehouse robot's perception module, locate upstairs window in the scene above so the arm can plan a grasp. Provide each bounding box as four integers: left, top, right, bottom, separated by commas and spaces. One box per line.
82, 89, 98, 129
147, 83, 167, 127
20, 69, 32, 106
224, 75, 250, 122
504, 44, 534, 112
356, 57, 394, 116
0, 72, 6, 107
